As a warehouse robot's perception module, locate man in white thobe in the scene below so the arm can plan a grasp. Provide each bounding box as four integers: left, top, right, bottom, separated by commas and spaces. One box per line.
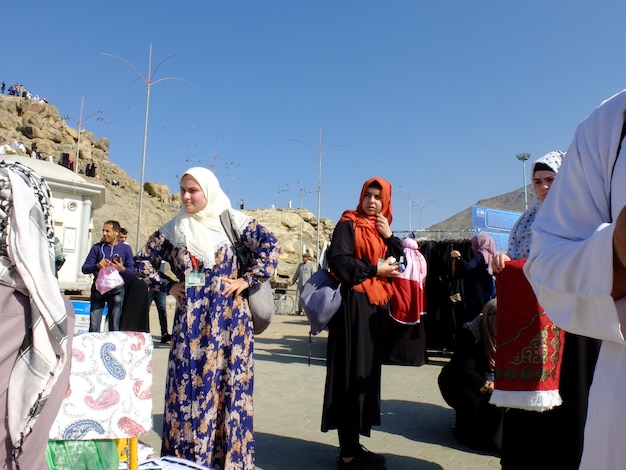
525, 88, 626, 470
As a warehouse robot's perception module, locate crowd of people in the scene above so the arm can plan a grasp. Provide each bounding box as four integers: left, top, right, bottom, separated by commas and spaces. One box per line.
1, 80, 47, 102
0, 135, 104, 180
6, 87, 626, 469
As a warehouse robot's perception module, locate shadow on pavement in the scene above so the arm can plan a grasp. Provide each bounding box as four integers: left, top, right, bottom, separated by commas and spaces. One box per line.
255, 433, 445, 470
254, 332, 328, 366
382, 398, 500, 459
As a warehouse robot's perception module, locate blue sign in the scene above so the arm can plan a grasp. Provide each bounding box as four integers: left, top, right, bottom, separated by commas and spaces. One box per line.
472, 206, 521, 253
472, 206, 520, 231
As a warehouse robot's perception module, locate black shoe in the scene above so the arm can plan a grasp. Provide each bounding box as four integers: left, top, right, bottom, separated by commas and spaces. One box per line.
337, 455, 386, 470
358, 445, 386, 464
161, 334, 172, 343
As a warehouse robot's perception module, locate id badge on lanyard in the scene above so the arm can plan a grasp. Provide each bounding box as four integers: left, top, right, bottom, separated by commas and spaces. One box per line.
186, 272, 206, 287
185, 254, 206, 287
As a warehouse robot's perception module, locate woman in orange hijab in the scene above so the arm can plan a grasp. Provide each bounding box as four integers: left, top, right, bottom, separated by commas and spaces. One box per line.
321, 177, 403, 470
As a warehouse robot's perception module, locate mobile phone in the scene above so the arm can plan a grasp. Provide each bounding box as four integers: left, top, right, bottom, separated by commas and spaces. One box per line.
113, 254, 121, 262
391, 256, 405, 266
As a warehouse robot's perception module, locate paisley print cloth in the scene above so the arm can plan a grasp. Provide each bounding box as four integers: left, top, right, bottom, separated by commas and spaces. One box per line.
48, 332, 153, 440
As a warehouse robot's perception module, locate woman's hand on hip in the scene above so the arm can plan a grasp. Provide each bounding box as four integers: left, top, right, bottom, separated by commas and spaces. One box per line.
169, 282, 186, 306
221, 276, 250, 297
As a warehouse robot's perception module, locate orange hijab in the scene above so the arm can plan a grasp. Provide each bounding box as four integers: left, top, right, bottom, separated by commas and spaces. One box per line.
339, 177, 394, 306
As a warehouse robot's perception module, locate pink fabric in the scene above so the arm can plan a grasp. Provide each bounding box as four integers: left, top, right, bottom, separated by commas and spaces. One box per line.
390, 238, 427, 324
471, 233, 496, 275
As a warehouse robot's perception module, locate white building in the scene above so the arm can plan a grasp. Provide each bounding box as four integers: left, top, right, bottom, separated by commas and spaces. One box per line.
1, 155, 105, 292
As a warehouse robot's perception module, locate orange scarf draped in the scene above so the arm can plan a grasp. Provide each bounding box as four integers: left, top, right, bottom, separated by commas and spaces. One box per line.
339, 177, 394, 306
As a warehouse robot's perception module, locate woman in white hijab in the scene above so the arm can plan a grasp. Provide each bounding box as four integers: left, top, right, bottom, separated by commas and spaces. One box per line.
0, 160, 74, 469
491, 151, 601, 470
135, 167, 280, 470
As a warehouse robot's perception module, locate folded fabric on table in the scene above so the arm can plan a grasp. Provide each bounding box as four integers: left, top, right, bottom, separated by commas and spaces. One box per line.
49, 331, 153, 440
490, 259, 565, 412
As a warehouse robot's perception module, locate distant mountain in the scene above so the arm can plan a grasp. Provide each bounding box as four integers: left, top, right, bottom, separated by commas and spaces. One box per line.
421, 186, 528, 240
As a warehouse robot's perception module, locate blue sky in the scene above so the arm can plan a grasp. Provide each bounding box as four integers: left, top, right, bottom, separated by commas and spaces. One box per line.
11, 1, 626, 231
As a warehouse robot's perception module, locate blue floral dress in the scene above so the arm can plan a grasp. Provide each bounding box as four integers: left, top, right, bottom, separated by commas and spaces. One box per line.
135, 219, 280, 470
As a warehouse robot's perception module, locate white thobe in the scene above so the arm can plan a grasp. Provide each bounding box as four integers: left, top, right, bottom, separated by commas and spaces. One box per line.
525, 88, 626, 470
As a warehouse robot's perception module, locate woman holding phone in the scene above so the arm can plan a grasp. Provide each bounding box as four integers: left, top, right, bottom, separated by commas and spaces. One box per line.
322, 177, 403, 470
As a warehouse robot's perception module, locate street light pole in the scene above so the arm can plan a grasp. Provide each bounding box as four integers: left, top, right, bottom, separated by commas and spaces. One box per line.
296, 181, 312, 257
103, 44, 189, 252
291, 128, 346, 262
407, 189, 413, 232
71, 96, 107, 174
416, 200, 436, 230
516, 153, 531, 210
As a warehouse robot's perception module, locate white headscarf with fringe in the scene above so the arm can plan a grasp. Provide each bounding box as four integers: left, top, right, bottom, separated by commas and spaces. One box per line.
160, 167, 250, 269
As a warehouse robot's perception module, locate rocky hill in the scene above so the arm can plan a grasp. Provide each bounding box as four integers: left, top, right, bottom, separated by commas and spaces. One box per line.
0, 93, 334, 278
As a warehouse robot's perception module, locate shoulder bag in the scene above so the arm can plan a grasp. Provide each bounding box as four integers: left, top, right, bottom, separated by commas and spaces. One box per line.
220, 210, 274, 334
300, 268, 342, 336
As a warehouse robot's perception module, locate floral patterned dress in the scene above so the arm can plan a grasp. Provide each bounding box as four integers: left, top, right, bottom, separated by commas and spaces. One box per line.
135, 218, 280, 470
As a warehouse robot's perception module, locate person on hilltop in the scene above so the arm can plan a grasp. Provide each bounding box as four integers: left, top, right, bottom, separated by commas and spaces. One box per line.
134, 167, 280, 469
322, 177, 403, 470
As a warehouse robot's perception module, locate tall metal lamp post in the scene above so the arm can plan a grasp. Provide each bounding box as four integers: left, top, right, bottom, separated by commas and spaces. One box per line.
291, 128, 346, 262
68, 96, 107, 174
103, 44, 189, 252
516, 152, 531, 210
296, 182, 312, 257
417, 200, 436, 231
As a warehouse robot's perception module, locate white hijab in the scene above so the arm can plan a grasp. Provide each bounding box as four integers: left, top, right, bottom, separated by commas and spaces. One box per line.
507, 151, 565, 260
160, 167, 250, 269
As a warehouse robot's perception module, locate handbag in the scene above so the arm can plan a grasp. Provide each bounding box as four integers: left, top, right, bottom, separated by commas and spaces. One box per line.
219, 210, 274, 334
95, 265, 124, 295
300, 269, 342, 336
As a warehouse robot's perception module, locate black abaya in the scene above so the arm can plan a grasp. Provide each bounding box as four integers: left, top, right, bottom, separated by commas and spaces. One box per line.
321, 221, 403, 437
120, 274, 150, 332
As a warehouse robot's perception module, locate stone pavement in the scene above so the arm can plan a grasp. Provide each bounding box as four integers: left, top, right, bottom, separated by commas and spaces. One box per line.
142, 308, 501, 469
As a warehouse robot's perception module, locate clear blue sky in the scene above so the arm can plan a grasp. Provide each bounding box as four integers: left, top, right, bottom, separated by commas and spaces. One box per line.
11, 1, 626, 231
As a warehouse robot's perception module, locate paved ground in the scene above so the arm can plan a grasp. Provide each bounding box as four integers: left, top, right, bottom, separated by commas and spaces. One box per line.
142, 307, 501, 469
